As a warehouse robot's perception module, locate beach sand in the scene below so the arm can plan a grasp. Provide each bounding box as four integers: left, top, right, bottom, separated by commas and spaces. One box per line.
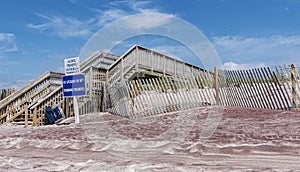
0, 106, 299, 171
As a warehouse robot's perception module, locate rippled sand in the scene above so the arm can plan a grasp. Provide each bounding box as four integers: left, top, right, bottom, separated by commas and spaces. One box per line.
0, 106, 299, 171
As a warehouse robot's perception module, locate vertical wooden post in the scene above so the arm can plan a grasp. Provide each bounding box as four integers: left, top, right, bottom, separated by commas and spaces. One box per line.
173, 60, 176, 78
130, 80, 135, 119
33, 107, 37, 126
121, 58, 124, 83
215, 67, 220, 105
135, 46, 139, 74
89, 67, 93, 113
291, 64, 297, 110
63, 96, 67, 117
106, 70, 109, 84
24, 104, 28, 128
151, 51, 154, 75
101, 82, 105, 112
162, 56, 166, 76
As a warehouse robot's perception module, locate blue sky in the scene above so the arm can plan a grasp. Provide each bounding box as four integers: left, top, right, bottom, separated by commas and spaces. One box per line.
1, 0, 300, 89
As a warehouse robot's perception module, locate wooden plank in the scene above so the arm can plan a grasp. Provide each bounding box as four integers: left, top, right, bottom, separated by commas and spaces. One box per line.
227, 70, 242, 107
233, 70, 250, 108
154, 78, 169, 112
240, 69, 254, 108
129, 81, 136, 118
33, 107, 37, 126
188, 74, 204, 106
217, 70, 227, 106
165, 77, 176, 111
179, 77, 194, 109
222, 71, 231, 106
257, 68, 275, 109
247, 69, 267, 109
194, 73, 209, 106
260, 68, 279, 109
201, 71, 215, 105
139, 79, 155, 116
275, 66, 291, 110
184, 76, 197, 108
206, 71, 217, 105
148, 78, 164, 114
163, 77, 178, 111
272, 69, 290, 110
3, 108, 26, 124
190, 74, 201, 106
200, 71, 212, 105
178, 76, 193, 109
266, 67, 286, 110
263, 67, 281, 109
215, 67, 220, 105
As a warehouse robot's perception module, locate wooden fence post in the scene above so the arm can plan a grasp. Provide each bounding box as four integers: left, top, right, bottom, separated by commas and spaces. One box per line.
291, 64, 297, 110
215, 67, 220, 105
101, 82, 105, 112
130, 80, 135, 119
25, 104, 28, 128
33, 107, 37, 126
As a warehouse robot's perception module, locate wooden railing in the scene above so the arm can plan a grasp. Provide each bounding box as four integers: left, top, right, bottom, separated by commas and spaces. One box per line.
29, 86, 69, 126
107, 46, 206, 90
0, 72, 64, 125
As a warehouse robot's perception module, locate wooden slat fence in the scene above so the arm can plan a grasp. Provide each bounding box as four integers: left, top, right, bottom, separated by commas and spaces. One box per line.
219, 64, 300, 110
108, 70, 218, 118
108, 64, 299, 118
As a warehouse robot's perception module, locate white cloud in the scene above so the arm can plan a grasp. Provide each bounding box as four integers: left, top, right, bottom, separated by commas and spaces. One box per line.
108, 0, 157, 13
0, 33, 18, 52
94, 9, 128, 25
95, 0, 169, 27
27, 0, 172, 39
119, 13, 174, 30
212, 35, 300, 65
27, 13, 95, 38
221, 61, 268, 70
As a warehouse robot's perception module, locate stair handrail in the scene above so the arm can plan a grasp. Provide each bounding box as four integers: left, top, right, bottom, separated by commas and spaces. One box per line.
0, 72, 63, 110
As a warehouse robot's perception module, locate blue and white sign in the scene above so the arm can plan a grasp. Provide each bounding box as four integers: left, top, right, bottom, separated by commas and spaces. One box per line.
62, 74, 86, 97
64, 57, 80, 75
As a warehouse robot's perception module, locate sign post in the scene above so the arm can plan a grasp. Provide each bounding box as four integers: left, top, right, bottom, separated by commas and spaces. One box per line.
62, 57, 85, 124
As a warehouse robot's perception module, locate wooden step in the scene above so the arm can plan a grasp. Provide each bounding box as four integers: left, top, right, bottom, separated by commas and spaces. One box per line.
11, 121, 33, 126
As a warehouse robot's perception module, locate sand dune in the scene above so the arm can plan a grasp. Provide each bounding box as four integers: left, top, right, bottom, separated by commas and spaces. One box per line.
0, 106, 299, 171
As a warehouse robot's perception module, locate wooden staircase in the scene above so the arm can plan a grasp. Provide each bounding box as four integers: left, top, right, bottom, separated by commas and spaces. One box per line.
0, 72, 64, 126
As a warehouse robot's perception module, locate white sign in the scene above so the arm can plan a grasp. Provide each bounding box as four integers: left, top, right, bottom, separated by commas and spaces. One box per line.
64, 57, 80, 75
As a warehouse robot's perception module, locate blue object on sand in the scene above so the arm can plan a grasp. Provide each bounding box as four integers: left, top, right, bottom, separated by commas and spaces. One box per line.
45, 106, 55, 124
52, 107, 63, 120
45, 106, 65, 125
